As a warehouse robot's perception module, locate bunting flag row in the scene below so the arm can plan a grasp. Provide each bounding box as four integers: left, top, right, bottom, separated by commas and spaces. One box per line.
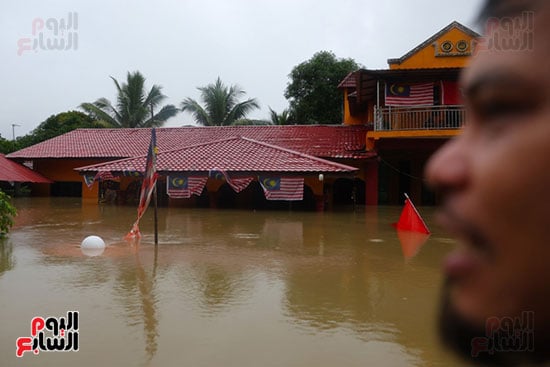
84, 169, 305, 202
166, 173, 304, 201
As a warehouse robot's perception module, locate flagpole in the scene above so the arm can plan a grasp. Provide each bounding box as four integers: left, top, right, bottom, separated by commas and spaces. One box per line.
151, 104, 159, 247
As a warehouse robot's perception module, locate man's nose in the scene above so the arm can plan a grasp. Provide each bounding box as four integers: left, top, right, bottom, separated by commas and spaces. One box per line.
425, 135, 469, 193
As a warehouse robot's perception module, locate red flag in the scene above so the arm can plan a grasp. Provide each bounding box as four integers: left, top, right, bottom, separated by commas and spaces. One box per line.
441, 80, 462, 105
393, 194, 430, 234
125, 128, 158, 240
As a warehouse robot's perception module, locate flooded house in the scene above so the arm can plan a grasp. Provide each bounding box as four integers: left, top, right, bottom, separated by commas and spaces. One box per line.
6, 126, 371, 210
6, 21, 478, 208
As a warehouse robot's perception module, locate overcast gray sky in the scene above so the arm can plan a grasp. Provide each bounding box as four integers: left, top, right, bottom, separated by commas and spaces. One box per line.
0, 0, 484, 139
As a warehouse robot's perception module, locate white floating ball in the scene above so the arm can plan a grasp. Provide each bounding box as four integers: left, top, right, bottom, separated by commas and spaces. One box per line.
81, 235, 106, 257
81, 235, 105, 249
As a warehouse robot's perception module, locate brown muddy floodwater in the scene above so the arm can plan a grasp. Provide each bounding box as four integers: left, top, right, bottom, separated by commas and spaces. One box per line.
0, 197, 469, 366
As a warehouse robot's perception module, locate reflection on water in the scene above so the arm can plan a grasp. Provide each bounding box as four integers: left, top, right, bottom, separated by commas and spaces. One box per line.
0, 198, 469, 366
0, 237, 15, 276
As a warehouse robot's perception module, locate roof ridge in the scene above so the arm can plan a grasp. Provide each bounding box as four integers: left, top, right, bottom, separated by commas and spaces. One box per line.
74, 136, 243, 172
387, 20, 481, 66
239, 137, 359, 171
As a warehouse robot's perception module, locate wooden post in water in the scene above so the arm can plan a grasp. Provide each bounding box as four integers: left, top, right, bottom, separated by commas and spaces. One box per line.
153, 183, 158, 246
151, 103, 159, 247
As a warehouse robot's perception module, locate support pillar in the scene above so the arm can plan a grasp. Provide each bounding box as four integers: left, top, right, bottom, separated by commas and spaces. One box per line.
208, 190, 218, 208
314, 195, 324, 212
365, 159, 379, 205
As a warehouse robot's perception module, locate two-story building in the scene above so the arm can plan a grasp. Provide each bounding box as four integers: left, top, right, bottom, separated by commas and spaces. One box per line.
339, 21, 479, 205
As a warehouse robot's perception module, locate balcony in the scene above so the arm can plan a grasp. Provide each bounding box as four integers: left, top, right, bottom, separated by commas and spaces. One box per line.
374, 105, 465, 131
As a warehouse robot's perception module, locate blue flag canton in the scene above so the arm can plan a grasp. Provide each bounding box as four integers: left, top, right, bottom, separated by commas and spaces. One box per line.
208, 170, 225, 180
261, 177, 280, 191
83, 173, 96, 187
387, 84, 410, 97
169, 176, 188, 190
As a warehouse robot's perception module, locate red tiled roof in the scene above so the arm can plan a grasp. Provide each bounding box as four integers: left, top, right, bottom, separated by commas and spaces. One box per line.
75, 137, 359, 175
0, 154, 53, 183
7, 125, 371, 160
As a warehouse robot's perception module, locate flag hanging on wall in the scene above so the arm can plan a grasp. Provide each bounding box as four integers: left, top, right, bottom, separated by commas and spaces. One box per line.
167, 175, 208, 199
83, 173, 96, 188
209, 169, 254, 193
125, 128, 158, 240
385, 82, 434, 106
441, 80, 462, 105
259, 177, 304, 201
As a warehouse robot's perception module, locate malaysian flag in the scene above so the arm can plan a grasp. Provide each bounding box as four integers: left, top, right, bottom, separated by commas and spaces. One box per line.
83, 171, 119, 189
83, 173, 96, 188
125, 128, 158, 240
209, 169, 254, 193
385, 82, 434, 106
167, 176, 207, 199
97, 171, 119, 181
226, 176, 254, 193
259, 177, 304, 201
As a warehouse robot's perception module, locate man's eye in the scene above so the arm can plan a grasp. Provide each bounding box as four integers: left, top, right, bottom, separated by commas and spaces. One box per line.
476, 100, 533, 120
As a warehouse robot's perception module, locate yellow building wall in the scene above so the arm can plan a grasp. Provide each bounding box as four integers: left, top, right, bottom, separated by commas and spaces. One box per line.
33, 158, 105, 181
389, 28, 476, 69
343, 89, 370, 125
33, 158, 108, 200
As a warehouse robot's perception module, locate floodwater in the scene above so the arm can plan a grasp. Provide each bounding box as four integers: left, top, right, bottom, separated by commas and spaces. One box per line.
0, 197, 469, 366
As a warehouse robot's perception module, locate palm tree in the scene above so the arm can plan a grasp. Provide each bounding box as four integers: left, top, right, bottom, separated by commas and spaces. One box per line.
181, 77, 259, 126
80, 71, 178, 128
268, 107, 291, 125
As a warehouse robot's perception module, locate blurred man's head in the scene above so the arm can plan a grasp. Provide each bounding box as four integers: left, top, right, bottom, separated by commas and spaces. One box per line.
425, 0, 550, 364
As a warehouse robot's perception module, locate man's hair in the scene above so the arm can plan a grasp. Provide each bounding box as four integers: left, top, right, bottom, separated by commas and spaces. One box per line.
477, 0, 544, 22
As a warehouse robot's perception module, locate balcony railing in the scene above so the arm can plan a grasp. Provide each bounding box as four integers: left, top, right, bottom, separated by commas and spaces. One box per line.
374, 105, 465, 131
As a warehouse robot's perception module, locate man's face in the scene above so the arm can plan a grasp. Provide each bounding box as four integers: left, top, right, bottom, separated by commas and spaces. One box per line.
425, 5, 550, 361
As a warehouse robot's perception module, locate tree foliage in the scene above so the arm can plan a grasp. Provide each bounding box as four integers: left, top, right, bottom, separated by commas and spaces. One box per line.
0, 137, 16, 155
284, 51, 359, 124
268, 107, 292, 125
81, 71, 179, 128
0, 190, 16, 237
1, 111, 103, 154
181, 77, 260, 126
